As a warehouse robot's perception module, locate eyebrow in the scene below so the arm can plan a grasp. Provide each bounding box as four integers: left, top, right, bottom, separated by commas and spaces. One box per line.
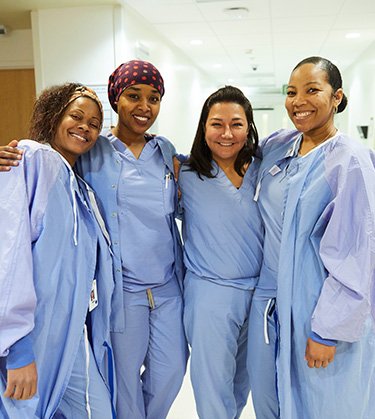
208, 117, 244, 121
71, 108, 101, 121
287, 81, 322, 89
127, 86, 160, 94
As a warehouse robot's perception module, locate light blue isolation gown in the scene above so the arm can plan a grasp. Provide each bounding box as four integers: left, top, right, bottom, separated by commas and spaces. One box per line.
179, 159, 263, 419
248, 129, 375, 419
76, 132, 187, 419
0, 141, 115, 418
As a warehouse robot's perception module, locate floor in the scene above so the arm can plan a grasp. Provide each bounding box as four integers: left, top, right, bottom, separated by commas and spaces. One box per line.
167, 360, 256, 419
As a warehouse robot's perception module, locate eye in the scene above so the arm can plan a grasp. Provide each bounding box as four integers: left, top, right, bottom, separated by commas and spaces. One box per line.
90, 122, 100, 129
70, 113, 81, 120
128, 93, 139, 100
286, 90, 295, 97
307, 87, 319, 93
149, 96, 160, 104
232, 122, 244, 128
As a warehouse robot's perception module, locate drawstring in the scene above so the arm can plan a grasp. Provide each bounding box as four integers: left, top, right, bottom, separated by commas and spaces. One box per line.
263, 298, 276, 345
69, 171, 78, 246
83, 325, 92, 419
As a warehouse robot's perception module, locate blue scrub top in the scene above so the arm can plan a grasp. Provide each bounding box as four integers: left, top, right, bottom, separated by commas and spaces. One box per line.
179, 159, 263, 290
109, 133, 175, 292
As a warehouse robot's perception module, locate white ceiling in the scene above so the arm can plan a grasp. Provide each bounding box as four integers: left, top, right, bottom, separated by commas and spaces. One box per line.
1, 0, 375, 93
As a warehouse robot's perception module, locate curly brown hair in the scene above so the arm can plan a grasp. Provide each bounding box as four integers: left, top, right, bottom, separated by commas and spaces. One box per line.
29, 82, 85, 143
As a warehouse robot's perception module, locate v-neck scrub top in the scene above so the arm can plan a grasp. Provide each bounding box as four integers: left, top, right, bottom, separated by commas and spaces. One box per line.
109, 134, 175, 292
179, 159, 263, 290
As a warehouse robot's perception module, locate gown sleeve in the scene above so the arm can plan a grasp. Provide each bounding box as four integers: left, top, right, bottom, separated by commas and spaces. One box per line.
311, 153, 375, 342
0, 142, 60, 361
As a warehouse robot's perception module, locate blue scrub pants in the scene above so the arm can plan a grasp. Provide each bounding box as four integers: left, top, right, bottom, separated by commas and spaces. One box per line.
183, 272, 252, 419
111, 277, 188, 419
54, 328, 113, 418
247, 295, 279, 419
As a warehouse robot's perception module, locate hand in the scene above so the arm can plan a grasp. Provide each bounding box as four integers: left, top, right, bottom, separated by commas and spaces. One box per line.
173, 156, 181, 182
305, 337, 336, 368
0, 140, 23, 171
4, 361, 38, 400
173, 156, 182, 199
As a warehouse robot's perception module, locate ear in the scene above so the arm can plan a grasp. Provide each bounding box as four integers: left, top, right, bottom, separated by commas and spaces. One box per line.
333, 88, 344, 106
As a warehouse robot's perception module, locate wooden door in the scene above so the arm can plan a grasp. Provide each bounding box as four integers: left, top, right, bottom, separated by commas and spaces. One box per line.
0, 69, 36, 146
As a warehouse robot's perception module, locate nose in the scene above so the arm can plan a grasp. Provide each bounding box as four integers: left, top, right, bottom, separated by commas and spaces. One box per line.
222, 125, 233, 138
292, 92, 307, 106
78, 121, 89, 132
138, 97, 150, 111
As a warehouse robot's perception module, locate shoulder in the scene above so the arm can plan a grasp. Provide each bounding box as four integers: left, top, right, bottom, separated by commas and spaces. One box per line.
325, 133, 375, 172
18, 140, 64, 172
259, 129, 300, 156
154, 135, 177, 156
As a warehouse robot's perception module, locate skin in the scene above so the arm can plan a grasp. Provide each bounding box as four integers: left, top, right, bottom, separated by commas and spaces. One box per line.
286, 62, 342, 368
285, 63, 343, 156
52, 97, 102, 166
2, 95, 102, 400
4, 362, 38, 400
112, 84, 161, 159
204, 102, 249, 187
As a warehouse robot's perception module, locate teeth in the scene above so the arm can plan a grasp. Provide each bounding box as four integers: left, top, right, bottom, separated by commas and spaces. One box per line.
71, 133, 87, 142
218, 142, 234, 146
295, 111, 312, 118
134, 115, 148, 122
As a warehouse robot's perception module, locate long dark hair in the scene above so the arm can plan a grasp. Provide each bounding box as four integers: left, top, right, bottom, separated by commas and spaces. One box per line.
293, 56, 348, 113
188, 85, 258, 178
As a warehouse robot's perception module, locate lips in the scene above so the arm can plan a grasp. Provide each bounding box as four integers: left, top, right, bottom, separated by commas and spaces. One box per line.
133, 115, 150, 122
294, 111, 313, 119
70, 132, 88, 142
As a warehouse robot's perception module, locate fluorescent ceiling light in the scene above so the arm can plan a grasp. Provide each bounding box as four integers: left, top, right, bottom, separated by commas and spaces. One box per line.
345, 32, 361, 39
190, 39, 203, 45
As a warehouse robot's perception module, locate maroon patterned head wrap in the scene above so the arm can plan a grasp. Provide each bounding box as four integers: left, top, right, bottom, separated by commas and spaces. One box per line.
108, 60, 165, 113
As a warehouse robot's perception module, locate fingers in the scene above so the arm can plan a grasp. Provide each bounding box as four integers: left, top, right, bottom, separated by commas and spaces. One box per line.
4, 363, 38, 400
305, 338, 336, 369
0, 145, 23, 171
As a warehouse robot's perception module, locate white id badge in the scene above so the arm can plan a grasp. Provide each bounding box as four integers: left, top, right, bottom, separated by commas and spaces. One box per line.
89, 279, 98, 312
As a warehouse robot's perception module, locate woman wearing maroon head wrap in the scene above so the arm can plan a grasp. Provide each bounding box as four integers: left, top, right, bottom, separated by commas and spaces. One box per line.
78, 60, 188, 419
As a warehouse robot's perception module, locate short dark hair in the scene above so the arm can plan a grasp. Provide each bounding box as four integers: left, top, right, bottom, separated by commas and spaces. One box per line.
29, 82, 84, 143
293, 56, 348, 113
188, 85, 258, 178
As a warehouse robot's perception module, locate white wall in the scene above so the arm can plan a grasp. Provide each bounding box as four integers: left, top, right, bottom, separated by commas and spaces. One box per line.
0, 29, 33, 69
342, 41, 375, 149
119, 5, 213, 153
30, 4, 213, 154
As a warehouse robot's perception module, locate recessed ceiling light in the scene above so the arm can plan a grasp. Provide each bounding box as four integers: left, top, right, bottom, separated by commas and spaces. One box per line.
223, 7, 249, 19
213, 63, 222, 69
345, 32, 361, 39
190, 39, 203, 45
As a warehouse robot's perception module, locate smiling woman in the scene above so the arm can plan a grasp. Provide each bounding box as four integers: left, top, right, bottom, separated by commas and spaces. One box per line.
0, 83, 116, 418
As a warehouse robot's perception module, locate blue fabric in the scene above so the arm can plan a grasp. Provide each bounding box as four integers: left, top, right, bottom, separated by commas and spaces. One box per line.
179, 160, 263, 418
109, 133, 175, 291
179, 159, 263, 290
309, 332, 337, 347
249, 129, 375, 419
0, 141, 115, 418
111, 278, 188, 419
76, 131, 186, 417
76, 131, 185, 332
55, 331, 112, 419
6, 335, 34, 370
183, 272, 252, 419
